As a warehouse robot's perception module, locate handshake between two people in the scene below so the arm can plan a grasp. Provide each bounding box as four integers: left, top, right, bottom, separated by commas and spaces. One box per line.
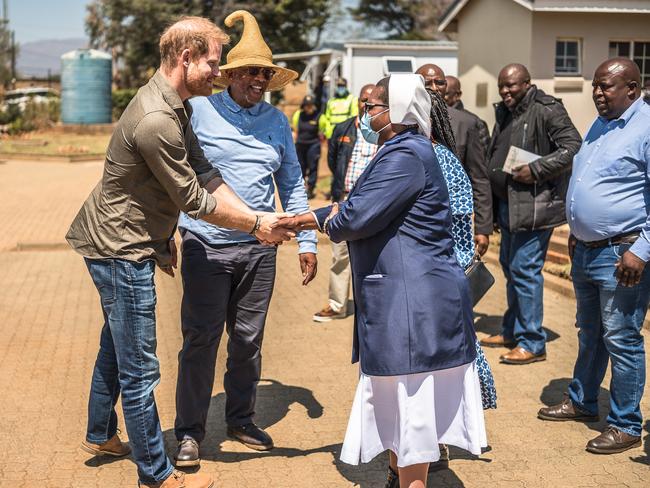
255, 211, 322, 245
254, 210, 326, 287
257, 202, 341, 243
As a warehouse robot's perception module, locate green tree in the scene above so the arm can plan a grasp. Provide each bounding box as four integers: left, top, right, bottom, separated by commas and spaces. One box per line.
0, 20, 16, 87
350, 0, 454, 40
86, 0, 335, 88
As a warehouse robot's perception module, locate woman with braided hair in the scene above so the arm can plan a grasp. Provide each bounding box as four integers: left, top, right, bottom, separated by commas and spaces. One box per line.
427, 87, 497, 408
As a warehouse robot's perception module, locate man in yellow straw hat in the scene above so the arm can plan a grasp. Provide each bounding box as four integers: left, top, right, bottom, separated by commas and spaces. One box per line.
173, 10, 318, 467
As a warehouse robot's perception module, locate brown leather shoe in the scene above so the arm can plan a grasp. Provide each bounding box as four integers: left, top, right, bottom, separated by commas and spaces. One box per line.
81, 433, 131, 457
538, 396, 599, 422
479, 334, 516, 348
500, 347, 546, 364
313, 305, 346, 322
174, 438, 200, 467
586, 426, 641, 454
139, 470, 214, 488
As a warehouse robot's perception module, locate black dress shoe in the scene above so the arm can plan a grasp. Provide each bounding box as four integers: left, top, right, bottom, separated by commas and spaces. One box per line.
174, 438, 200, 467
586, 426, 641, 454
227, 423, 274, 451
538, 396, 599, 422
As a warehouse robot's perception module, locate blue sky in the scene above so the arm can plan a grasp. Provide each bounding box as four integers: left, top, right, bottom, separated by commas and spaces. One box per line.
10, 0, 362, 44
10, 0, 90, 43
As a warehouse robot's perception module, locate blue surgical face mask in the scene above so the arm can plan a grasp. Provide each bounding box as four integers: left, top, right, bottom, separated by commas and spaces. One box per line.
335, 86, 348, 97
360, 109, 390, 145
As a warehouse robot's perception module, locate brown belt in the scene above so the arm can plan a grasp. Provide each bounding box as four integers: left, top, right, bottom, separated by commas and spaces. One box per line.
580, 231, 640, 249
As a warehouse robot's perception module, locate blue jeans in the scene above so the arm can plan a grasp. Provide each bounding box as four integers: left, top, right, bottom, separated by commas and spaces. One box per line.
498, 202, 552, 355
568, 242, 649, 436
84, 258, 173, 484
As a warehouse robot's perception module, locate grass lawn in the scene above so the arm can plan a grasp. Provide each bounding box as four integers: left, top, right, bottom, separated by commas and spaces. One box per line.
0, 131, 110, 156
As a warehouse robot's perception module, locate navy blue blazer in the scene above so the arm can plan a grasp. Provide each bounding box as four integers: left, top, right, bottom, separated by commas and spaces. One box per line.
315, 130, 476, 376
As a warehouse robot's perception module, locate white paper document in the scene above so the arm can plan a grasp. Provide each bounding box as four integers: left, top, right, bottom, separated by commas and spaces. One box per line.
502, 146, 541, 174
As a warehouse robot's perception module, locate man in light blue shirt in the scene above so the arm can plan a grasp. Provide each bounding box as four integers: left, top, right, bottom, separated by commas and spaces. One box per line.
173, 10, 317, 467
538, 58, 650, 456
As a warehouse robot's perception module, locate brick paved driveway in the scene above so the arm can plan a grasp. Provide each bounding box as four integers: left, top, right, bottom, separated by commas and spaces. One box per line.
0, 160, 648, 487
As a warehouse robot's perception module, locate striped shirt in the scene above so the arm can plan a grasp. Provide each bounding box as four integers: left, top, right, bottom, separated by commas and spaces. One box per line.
344, 126, 377, 192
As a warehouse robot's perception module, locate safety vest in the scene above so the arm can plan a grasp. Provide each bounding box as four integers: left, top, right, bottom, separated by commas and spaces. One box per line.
323, 94, 358, 138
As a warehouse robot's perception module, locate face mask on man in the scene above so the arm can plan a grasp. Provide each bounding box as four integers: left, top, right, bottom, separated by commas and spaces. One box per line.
335, 86, 348, 98
360, 109, 390, 145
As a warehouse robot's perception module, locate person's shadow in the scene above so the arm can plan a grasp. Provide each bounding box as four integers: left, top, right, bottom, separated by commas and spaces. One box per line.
630, 420, 650, 466
164, 378, 473, 486
473, 312, 561, 343
163, 378, 324, 462
539, 377, 609, 433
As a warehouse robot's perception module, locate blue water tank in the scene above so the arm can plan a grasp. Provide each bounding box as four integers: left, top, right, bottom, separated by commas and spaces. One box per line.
61, 49, 112, 124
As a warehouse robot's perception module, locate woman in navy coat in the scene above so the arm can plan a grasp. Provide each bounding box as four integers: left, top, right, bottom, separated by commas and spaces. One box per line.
289, 74, 486, 487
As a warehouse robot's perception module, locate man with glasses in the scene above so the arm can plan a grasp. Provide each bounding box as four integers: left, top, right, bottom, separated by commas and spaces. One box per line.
415, 64, 493, 257
172, 10, 318, 467
313, 84, 377, 322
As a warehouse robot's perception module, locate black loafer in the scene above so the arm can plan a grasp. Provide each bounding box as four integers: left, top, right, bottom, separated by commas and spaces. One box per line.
174, 438, 200, 467
227, 423, 274, 451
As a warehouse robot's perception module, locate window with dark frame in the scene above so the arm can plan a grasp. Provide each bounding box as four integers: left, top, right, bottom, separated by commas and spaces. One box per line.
383, 58, 414, 74
555, 39, 581, 75
609, 40, 650, 84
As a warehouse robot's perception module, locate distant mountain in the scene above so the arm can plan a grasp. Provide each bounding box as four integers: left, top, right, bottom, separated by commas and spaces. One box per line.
17, 38, 89, 78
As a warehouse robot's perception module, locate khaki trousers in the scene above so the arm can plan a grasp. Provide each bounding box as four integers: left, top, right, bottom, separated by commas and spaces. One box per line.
328, 240, 351, 313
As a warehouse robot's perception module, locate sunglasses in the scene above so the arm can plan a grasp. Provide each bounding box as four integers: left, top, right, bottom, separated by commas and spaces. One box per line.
425, 79, 448, 88
364, 102, 389, 111
243, 67, 276, 80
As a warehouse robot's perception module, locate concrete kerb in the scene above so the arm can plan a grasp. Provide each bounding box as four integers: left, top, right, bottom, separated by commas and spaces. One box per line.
0, 153, 105, 163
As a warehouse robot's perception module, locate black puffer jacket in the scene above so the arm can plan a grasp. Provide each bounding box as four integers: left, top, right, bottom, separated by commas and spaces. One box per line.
488, 86, 582, 232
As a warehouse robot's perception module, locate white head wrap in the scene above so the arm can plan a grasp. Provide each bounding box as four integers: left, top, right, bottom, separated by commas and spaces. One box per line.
388, 74, 432, 138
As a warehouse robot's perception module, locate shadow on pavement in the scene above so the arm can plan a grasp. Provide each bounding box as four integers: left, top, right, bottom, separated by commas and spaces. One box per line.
539, 377, 609, 433
163, 378, 324, 461
474, 313, 560, 343
84, 453, 132, 469
164, 377, 476, 486
630, 420, 650, 466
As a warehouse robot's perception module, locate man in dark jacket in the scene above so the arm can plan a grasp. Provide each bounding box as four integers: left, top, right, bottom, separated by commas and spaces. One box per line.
445, 75, 491, 155
481, 63, 581, 365
313, 84, 377, 321
416, 64, 493, 255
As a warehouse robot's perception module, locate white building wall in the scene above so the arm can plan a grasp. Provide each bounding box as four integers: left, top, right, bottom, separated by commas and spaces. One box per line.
345, 48, 458, 97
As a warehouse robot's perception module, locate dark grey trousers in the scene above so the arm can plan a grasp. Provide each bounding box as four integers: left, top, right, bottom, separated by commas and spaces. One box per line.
174, 230, 277, 443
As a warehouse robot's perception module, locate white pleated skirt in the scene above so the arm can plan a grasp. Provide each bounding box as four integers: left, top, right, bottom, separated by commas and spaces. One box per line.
340, 361, 487, 468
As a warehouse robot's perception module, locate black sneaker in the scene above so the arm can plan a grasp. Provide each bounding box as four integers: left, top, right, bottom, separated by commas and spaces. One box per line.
227, 423, 274, 451
174, 438, 200, 467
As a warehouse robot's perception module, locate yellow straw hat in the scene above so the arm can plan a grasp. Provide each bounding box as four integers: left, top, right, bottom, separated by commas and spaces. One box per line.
215, 10, 298, 92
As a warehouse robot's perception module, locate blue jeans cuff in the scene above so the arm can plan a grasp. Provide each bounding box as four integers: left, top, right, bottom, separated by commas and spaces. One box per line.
85, 432, 116, 445
139, 465, 175, 485
609, 424, 642, 437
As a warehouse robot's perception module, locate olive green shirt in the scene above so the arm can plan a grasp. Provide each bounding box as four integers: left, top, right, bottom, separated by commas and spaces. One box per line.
66, 71, 220, 267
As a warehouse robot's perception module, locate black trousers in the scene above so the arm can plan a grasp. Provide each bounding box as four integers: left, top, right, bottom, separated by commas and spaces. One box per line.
174, 231, 277, 442
295, 141, 321, 191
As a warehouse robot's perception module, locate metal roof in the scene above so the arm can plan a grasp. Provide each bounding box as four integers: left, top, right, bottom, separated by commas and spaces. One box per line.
344, 40, 458, 51
439, 0, 650, 31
